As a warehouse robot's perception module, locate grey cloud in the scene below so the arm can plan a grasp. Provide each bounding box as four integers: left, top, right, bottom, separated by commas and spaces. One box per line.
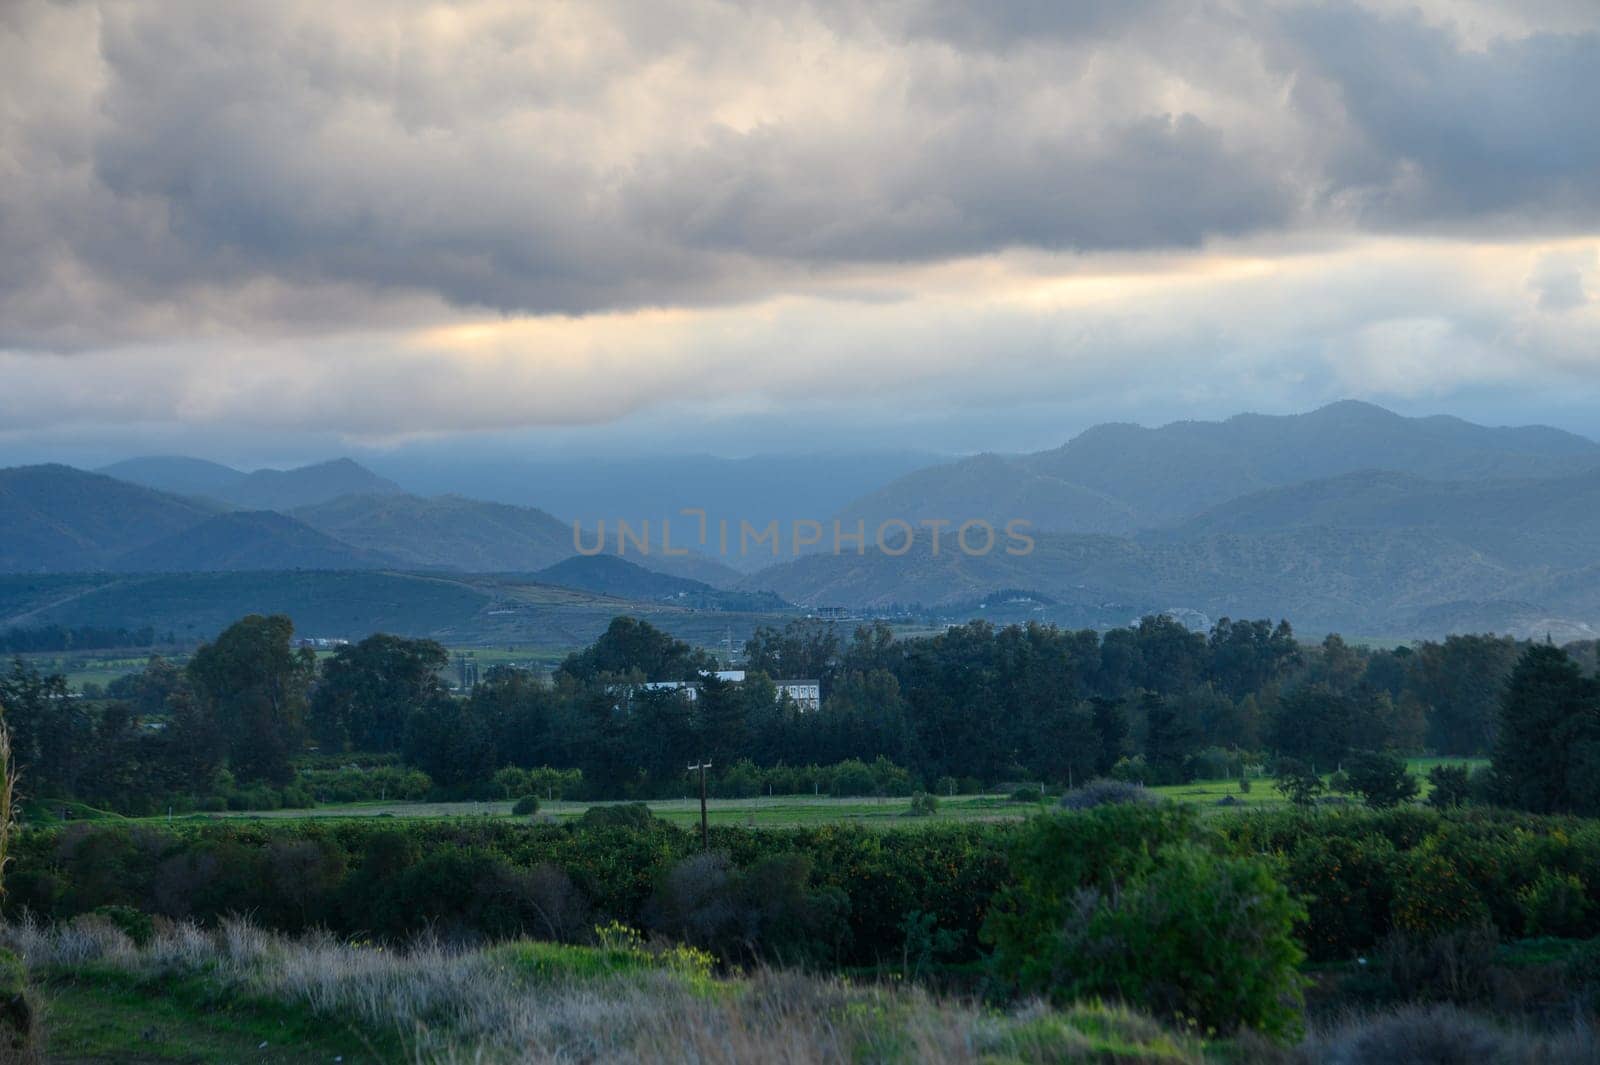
1283, 6, 1600, 229
1, 0, 1599, 353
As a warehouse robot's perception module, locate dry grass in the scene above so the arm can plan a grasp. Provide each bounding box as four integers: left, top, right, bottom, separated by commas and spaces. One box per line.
1223, 1005, 1600, 1065
1, 916, 1206, 1063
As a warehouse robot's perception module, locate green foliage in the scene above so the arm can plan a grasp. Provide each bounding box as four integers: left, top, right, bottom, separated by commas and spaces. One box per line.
187, 614, 312, 786
1492, 644, 1600, 814
647, 850, 850, 965
512, 795, 541, 816
898, 909, 963, 980
87, 903, 156, 946
297, 765, 432, 803
1272, 758, 1324, 808
1288, 832, 1398, 959
6, 818, 1012, 971
309, 634, 448, 753
578, 803, 654, 830
489, 765, 583, 801
1516, 871, 1591, 938
985, 806, 1305, 1037
1345, 750, 1420, 809
907, 792, 938, 816
1427, 764, 1473, 808
558, 616, 712, 682
1390, 848, 1492, 938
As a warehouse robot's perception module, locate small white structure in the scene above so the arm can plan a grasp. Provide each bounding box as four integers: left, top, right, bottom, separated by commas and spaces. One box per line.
775, 679, 821, 712
623, 673, 820, 711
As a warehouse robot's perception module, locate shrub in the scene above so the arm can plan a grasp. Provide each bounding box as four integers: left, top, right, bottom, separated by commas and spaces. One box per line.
300, 765, 433, 803
0, 947, 35, 1060
829, 760, 878, 797
987, 807, 1305, 1038
512, 795, 541, 816
578, 803, 654, 830
898, 909, 963, 980
1345, 751, 1420, 810
1058, 779, 1156, 810
1108, 755, 1149, 784
86, 904, 154, 947
1517, 871, 1591, 938
907, 792, 939, 817
1288, 833, 1399, 960
1273, 759, 1324, 808
647, 851, 850, 965
1427, 764, 1473, 808
1185, 746, 1238, 782
1008, 785, 1045, 803
1077, 844, 1306, 1037
1391, 850, 1491, 938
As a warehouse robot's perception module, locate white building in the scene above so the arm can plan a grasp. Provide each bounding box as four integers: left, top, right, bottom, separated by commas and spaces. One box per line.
625, 674, 820, 711
775, 679, 821, 712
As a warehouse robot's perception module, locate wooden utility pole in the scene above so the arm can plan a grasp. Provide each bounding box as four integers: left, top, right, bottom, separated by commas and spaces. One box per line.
688, 760, 712, 850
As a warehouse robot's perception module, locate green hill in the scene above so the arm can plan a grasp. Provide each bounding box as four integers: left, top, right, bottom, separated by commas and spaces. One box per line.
112, 511, 401, 572
292, 493, 575, 571
0, 465, 217, 572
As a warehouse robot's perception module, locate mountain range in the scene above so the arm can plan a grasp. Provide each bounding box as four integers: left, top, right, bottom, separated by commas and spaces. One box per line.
6, 400, 1600, 640
100, 456, 404, 510
837, 400, 1600, 535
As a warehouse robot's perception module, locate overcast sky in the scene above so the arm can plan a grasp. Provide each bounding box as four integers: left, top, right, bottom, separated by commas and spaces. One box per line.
3, 0, 1599, 466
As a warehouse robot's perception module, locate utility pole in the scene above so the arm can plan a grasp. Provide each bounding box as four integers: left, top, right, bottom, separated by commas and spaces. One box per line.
688, 760, 711, 850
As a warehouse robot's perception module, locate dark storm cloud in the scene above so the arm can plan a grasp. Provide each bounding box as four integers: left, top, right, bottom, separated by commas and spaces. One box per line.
1283, 6, 1600, 229
0, 0, 1597, 353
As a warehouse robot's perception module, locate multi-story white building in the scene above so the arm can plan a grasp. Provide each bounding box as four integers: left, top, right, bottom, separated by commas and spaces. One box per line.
625, 673, 821, 711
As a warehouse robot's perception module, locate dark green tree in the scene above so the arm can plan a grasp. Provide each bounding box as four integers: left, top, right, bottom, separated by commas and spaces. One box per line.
744, 619, 840, 681
186, 615, 312, 785
310, 634, 448, 752
1142, 692, 1200, 785
1343, 750, 1419, 809
1273, 757, 1324, 808
401, 692, 497, 791
1426, 763, 1472, 808
1089, 697, 1130, 775
559, 617, 712, 681
1410, 634, 1521, 756
1207, 618, 1299, 700
0, 657, 90, 797
1491, 644, 1600, 814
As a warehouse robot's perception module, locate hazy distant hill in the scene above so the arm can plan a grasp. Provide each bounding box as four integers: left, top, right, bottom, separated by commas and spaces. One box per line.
0, 465, 217, 572
739, 524, 1532, 636
839, 401, 1600, 535
218, 458, 403, 510
1168, 467, 1600, 569
293, 493, 744, 587
360, 451, 942, 534
293, 493, 573, 571
113, 511, 400, 573
97, 456, 246, 499
102, 455, 402, 510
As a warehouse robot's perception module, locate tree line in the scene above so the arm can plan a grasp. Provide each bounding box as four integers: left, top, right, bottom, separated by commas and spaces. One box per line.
0, 611, 1594, 813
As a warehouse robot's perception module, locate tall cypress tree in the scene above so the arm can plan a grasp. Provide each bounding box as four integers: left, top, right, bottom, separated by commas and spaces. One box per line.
1492, 645, 1599, 813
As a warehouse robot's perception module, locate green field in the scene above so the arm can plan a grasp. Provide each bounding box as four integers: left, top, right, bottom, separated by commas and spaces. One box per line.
208, 792, 1036, 826
188, 758, 1488, 828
